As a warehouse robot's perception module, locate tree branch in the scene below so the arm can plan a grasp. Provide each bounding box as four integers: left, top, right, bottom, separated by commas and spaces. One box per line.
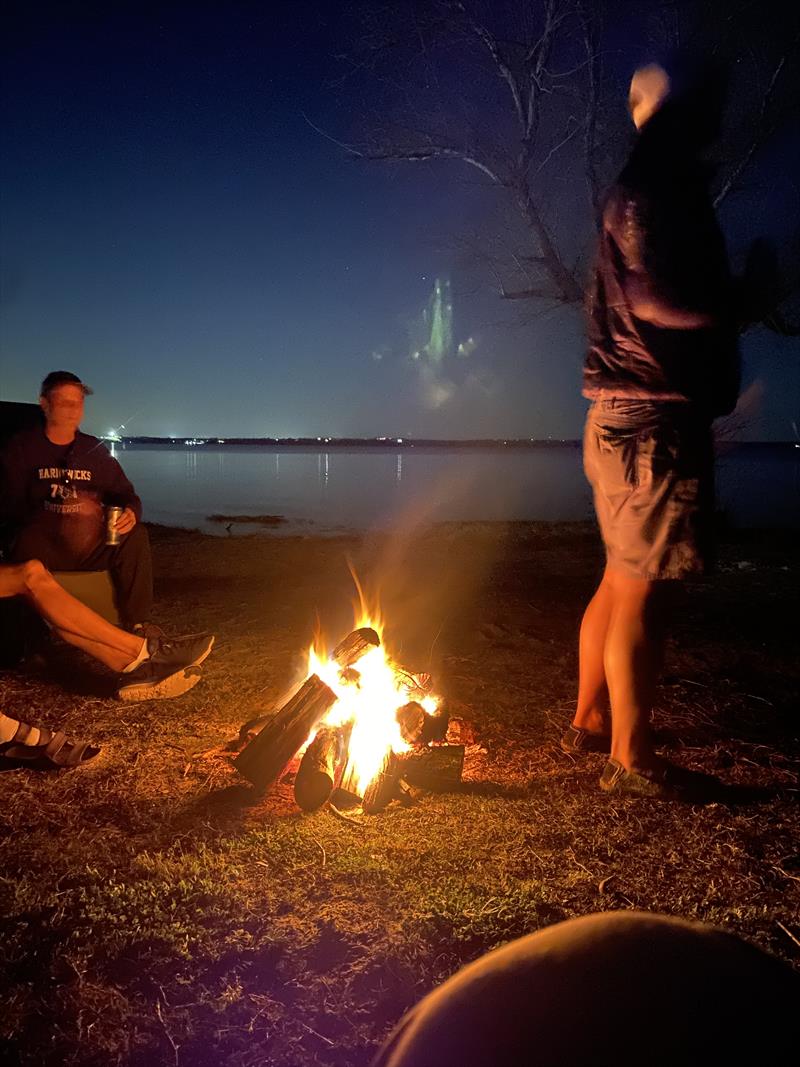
714, 43, 796, 207
449, 2, 527, 132
500, 284, 562, 301
301, 114, 502, 183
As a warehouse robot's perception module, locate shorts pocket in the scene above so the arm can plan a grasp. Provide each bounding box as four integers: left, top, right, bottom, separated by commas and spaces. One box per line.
593, 424, 639, 491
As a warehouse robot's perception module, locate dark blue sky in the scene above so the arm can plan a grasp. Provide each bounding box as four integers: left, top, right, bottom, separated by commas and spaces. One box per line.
1, 1, 798, 440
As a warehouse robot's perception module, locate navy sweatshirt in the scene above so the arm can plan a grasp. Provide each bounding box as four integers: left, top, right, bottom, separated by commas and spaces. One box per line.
0, 425, 143, 533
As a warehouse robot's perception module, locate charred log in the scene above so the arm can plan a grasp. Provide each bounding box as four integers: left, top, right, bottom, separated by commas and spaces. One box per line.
233, 674, 337, 791
361, 751, 401, 813
393, 667, 433, 699
398, 745, 464, 792
233, 628, 380, 793
420, 710, 449, 744
294, 725, 347, 811
331, 626, 380, 667
396, 701, 426, 745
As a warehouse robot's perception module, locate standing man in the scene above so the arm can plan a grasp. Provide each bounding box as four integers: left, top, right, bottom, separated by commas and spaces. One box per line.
561, 61, 740, 797
0, 371, 154, 632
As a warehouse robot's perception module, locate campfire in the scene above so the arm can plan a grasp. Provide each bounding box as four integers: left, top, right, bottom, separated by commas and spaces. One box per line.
233, 613, 465, 813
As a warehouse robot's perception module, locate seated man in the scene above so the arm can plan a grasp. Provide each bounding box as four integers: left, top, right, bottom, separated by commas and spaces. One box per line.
1, 560, 214, 702
0, 371, 153, 633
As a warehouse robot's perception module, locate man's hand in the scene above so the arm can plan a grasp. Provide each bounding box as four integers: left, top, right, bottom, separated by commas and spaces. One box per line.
114, 507, 137, 536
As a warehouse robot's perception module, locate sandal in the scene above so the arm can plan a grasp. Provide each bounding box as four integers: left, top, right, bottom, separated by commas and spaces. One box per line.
0, 723, 101, 770
560, 725, 611, 754
599, 757, 720, 800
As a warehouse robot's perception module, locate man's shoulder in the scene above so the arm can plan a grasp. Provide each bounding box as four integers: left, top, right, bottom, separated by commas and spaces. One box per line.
73, 431, 113, 461
75, 429, 102, 448
1, 422, 45, 456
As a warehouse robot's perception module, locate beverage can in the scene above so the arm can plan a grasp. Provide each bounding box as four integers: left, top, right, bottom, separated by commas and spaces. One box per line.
105, 506, 123, 546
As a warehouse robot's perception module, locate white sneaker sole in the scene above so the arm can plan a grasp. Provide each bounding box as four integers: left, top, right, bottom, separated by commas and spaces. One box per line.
192, 635, 215, 667
117, 666, 202, 702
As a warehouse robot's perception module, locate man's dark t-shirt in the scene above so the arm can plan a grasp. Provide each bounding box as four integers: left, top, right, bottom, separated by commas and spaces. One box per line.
0, 425, 142, 548
583, 113, 740, 417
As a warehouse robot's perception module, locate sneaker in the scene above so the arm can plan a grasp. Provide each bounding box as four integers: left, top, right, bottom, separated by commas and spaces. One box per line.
131, 621, 166, 641
561, 725, 611, 754
116, 633, 215, 702
599, 757, 719, 801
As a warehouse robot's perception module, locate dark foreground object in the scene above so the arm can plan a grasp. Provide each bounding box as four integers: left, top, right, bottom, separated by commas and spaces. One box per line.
373, 911, 799, 1067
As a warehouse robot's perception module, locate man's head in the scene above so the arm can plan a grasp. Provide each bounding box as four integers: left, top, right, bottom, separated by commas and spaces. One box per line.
629, 56, 728, 146
39, 371, 93, 440
629, 63, 671, 130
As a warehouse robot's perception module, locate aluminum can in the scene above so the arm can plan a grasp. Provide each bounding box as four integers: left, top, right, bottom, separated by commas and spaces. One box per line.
105, 506, 123, 546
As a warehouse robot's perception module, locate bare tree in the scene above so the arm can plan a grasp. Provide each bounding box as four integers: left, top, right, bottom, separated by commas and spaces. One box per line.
322, 0, 799, 330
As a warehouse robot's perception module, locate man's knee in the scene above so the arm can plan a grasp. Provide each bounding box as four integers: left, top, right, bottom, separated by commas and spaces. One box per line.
120, 523, 150, 553
19, 559, 50, 594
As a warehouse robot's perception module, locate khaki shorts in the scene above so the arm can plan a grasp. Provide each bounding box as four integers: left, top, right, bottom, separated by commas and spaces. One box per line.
584, 399, 714, 580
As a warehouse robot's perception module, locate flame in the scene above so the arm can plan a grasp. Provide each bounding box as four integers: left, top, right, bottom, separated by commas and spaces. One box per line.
304, 602, 440, 797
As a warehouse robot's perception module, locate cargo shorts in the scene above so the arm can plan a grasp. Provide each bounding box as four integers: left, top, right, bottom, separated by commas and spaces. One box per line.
583, 399, 714, 580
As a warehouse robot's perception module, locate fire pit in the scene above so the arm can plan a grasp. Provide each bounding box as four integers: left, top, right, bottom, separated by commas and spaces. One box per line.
233, 623, 464, 813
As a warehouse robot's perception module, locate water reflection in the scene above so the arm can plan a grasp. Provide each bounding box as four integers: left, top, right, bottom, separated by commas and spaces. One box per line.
317, 452, 330, 486
115, 444, 798, 534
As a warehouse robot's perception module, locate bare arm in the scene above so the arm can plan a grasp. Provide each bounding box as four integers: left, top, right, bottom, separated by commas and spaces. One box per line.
624, 274, 715, 329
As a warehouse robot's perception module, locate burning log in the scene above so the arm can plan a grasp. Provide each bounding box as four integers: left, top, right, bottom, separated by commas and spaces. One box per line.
233, 674, 338, 791
396, 701, 426, 745
361, 751, 401, 813
393, 667, 433, 700
338, 744, 464, 813
233, 627, 380, 793
396, 701, 450, 746
294, 725, 347, 811
399, 745, 464, 792
331, 626, 379, 667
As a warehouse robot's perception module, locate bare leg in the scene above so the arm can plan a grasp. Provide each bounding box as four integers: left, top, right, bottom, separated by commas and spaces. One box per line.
1, 561, 142, 671
603, 568, 670, 770
573, 566, 614, 735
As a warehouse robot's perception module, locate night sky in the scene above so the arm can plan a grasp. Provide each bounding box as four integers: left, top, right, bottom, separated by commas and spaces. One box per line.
2, 1, 798, 440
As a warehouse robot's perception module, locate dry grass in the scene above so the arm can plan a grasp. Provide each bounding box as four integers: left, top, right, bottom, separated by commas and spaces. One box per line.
1, 522, 798, 1066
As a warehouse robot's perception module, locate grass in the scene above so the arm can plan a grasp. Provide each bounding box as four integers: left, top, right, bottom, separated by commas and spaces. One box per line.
1, 521, 798, 1065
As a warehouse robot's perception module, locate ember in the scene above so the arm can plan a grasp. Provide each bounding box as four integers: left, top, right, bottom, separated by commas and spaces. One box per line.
233, 619, 463, 813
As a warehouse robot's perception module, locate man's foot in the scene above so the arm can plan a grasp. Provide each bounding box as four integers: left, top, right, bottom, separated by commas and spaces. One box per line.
131, 621, 166, 641
116, 633, 215, 702
561, 725, 611, 754
0, 723, 101, 769
599, 757, 720, 800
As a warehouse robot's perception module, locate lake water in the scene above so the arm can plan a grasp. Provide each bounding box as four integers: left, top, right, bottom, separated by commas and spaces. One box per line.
112, 443, 800, 535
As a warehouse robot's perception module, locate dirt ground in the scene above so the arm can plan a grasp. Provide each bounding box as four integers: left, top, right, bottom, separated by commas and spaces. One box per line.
1, 521, 798, 1066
